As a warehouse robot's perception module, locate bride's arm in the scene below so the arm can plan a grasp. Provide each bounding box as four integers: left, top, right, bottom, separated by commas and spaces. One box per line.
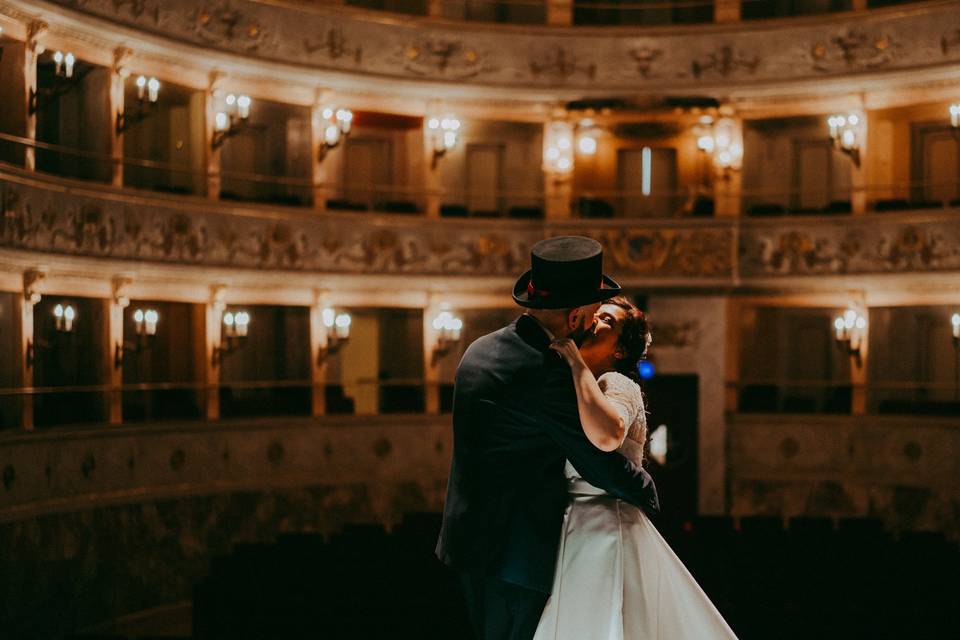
550, 339, 626, 452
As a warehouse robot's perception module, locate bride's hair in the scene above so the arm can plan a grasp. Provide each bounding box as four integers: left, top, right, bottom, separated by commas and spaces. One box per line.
605, 296, 652, 384
606, 296, 652, 458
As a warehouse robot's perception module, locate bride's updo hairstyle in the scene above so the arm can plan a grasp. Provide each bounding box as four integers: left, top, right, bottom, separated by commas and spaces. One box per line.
605, 296, 652, 384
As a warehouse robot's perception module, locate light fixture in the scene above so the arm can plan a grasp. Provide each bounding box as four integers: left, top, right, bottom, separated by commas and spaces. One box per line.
827, 112, 864, 167
26, 300, 76, 368
29, 51, 88, 114
951, 312, 959, 349
317, 307, 351, 363
833, 308, 867, 362
211, 93, 253, 149
692, 115, 742, 178
114, 307, 159, 369
212, 309, 250, 365
318, 106, 353, 161
431, 310, 463, 365
52, 50, 75, 78
576, 120, 600, 156
712, 117, 743, 173
427, 115, 461, 168
950, 104, 960, 129
53, 303, 76, 333
544, 120, 574, 177
116, 75, 160, 134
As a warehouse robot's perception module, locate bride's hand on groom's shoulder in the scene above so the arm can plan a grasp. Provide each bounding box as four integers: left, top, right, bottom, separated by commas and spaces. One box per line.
550, 339, 583, 368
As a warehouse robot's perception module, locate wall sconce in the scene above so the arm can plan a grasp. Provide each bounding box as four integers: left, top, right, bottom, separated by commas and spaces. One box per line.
114, 308, 159, 369
950, 104, 960, 129
833, 308, 867, 363
692, 115, 742, 179
212, 309, 250, 366
26, 302, 76, 368
428, 115, 461, 168
116, 75, 160, 134
543, 120, 574, 177
53, 303, 76, 333
951, 313, 959, 350
431, 310, 463, 365
211, 93, 252, 149
712, 117, 743, 175
29, 51, 89, 115
827, 112, 863, 167
317, 307, 351, 363
576, 119, 599, 156
53, 50, 76, 78
318, 107, 353, 160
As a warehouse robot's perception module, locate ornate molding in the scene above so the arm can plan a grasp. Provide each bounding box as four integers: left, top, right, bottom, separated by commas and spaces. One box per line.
6, 0, 958, 93
739, 216, 960, 277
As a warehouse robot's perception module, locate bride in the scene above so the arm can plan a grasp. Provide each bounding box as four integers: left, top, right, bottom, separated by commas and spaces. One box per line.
534, 296, 738, 640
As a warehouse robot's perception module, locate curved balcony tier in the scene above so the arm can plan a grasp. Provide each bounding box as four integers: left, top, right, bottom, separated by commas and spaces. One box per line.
2, 166, 960, 297
2, 0, 960, 100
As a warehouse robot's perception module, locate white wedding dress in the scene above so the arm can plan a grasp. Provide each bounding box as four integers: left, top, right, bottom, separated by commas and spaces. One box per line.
534, 372, 738, 640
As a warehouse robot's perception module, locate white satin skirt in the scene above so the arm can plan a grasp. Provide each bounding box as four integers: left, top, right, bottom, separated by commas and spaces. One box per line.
533, 476, 738, 640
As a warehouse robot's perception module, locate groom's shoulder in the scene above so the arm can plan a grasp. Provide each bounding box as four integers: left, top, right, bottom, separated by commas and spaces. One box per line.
459, 318, 536, 371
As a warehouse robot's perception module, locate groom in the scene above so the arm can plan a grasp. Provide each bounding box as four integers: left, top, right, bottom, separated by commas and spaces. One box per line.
436, 236, 659, 640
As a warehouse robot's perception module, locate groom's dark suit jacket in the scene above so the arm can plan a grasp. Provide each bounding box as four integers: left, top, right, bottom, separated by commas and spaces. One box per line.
436, 314, 659, 593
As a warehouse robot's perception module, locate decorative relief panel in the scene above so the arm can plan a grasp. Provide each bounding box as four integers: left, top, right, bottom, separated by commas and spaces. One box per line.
12, 0, 960, 91
739, 216, 960, 277
0, 174, 737, 280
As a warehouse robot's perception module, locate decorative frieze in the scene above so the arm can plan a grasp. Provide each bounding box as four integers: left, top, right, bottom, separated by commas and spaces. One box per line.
9, 0, 959, 92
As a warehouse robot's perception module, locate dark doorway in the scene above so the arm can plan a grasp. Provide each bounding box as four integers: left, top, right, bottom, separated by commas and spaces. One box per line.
640, 373, 698, 524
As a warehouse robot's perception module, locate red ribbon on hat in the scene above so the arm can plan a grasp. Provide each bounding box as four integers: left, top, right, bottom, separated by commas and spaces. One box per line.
527, 279, 605, 299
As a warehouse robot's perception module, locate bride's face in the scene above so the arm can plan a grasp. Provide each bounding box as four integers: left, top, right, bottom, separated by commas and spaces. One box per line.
580, 304, 628, 369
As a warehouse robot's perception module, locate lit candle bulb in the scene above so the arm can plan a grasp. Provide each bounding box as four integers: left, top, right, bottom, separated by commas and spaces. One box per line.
63, 304, 75, 332
147, 77, 160, 103
334, 313, 351, 340
215, 111, 229, 132
144, 309, 159, 336
234, 311, 249, 337
53, 51, 64, 76
952, 313, 960, 339
223, 311, 235, 337
134, 308, 145, 334
64, 52, 75, 78
136, 75, 147, 100
236, 95, 251, 119
834, 316, 845, 341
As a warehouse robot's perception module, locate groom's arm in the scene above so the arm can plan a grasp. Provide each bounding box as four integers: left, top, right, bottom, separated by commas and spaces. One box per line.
536, 362, 659, 515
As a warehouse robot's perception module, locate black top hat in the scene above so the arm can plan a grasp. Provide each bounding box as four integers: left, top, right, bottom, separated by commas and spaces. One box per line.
513, 236, 621, 309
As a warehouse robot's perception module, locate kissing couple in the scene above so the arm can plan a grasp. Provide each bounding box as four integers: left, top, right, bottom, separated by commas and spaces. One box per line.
437, 236, 737, 639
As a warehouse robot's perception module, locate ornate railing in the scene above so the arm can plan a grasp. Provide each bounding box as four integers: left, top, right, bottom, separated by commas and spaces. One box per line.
3, 165, 960, 282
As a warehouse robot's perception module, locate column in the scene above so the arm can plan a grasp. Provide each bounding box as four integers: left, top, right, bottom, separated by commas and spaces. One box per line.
422, 120, 441, 217
851, 0, 867, 9
204, 74, 221, 200
105, 297, 124, 424
544, 177, 572, 219
851, 304, 868, 416
23, 20, 47, 171
714, 170, 742, 217
851, 115, 868, 215
423, 299, 441, 415
15, 293, 34, 430
199, 288, 224, 420
310, 101, 330, 212
108, 48, 128, 187
309, 291, 328, 416
18, 270, 43, 430
426, 0, 443, 17
546, 0, 574, 26
714, 0, 741, 23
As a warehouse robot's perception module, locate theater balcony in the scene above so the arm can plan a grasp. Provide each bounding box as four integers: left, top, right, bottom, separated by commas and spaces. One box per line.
1, 0, 959, 636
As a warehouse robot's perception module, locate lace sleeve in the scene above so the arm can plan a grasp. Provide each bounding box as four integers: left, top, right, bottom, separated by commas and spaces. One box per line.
598, 372, 647, 465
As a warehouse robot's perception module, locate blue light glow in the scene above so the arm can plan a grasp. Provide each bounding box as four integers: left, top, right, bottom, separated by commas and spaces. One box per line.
638, 360, 655, 380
